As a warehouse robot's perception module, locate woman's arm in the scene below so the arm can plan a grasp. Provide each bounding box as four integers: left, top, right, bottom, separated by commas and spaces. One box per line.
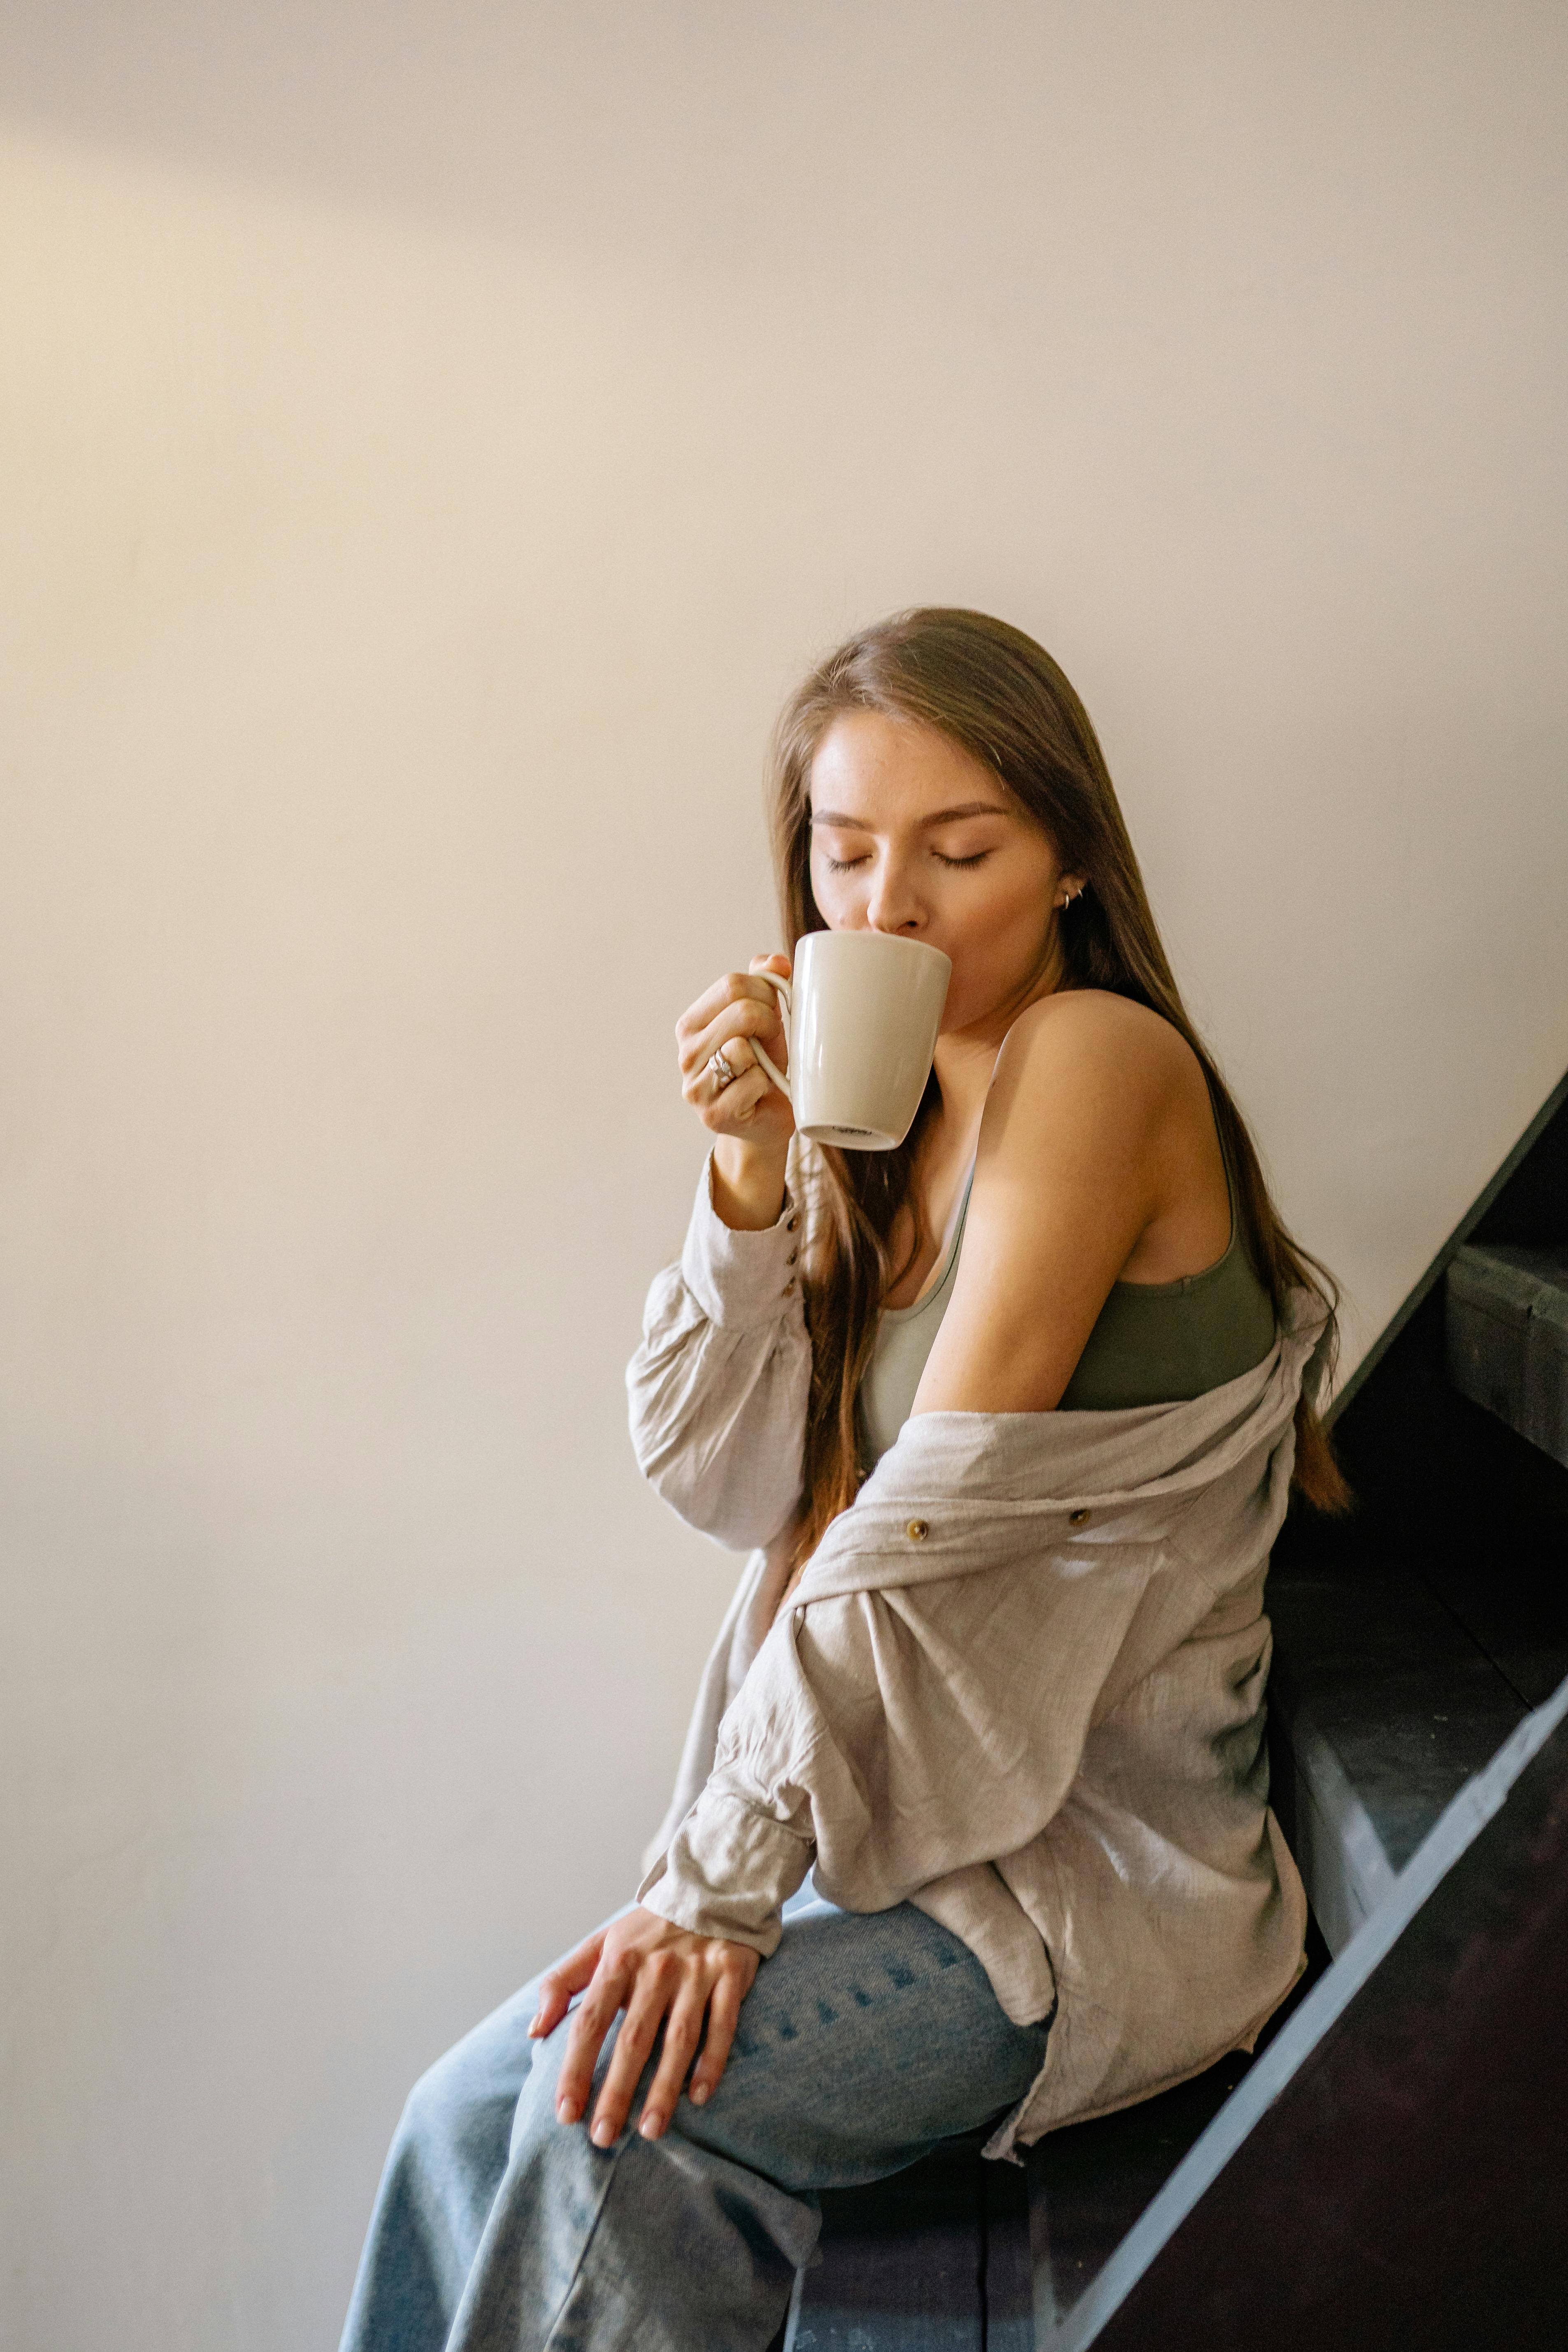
627, 1151, 811, 1550
541, 1478, 1172, 2150
546, 968, 810, 2152
914, 988, 1226, 1414
639, 1520, 1167, 1953
627, 952, 813, 1550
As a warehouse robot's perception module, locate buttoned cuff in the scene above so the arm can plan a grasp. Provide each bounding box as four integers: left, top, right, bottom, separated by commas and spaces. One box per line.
678, 1153, 804, 1332
636, 1789, 814, 1957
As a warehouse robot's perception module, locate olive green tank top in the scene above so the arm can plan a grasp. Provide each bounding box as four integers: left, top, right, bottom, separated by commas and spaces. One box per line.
857, 1102, 1277, 1468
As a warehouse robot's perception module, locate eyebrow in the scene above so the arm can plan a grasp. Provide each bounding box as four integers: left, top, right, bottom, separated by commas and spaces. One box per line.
810, 801, 1013, 828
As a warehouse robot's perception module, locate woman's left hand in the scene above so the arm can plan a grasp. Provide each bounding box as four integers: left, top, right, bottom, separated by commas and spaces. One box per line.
530, 1906, 761, 2145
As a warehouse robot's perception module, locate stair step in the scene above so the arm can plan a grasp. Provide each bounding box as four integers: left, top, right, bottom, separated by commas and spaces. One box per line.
1265, 1549, 1526, 1952
1025, 1948, 1324, 2340
1447, 1241, 1568, 1469
783, 2141, 990, 2349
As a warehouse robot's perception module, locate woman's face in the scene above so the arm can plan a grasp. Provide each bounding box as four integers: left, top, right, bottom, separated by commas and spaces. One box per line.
807, 710, 1081, 1036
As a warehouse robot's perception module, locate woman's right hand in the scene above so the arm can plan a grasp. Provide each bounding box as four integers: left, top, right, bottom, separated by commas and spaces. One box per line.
676, 954, 795, 1229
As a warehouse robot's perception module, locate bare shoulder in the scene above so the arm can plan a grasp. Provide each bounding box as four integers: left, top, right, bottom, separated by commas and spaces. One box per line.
989, 988, 1200, 1138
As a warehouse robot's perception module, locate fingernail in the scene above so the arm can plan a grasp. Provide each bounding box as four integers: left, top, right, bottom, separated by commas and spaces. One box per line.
690, 2082, 709, 2107
527, 2016, 542, 2038
639, 2112, 662, 2140
591, 2119, 616, 2148
556, 2099, 578, 2125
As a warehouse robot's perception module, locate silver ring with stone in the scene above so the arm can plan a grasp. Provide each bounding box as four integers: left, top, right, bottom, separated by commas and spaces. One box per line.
709, 1050, 738, 1090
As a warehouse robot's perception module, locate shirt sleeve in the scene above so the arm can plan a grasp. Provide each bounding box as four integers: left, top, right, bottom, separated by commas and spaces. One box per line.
625, 1153, 812, 1553
636, 1485, 1168, 1957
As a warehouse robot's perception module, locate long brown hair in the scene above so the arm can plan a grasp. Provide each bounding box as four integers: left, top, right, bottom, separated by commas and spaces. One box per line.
770, 607, 1349, 1561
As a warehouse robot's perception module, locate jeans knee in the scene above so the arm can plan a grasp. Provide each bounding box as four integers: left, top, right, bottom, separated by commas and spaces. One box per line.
390, 1992, 539, 2187
396, 2046, 469, 2164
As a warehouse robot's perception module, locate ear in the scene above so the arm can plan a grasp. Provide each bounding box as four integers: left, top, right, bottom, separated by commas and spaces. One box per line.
1055, 873, 1087, 908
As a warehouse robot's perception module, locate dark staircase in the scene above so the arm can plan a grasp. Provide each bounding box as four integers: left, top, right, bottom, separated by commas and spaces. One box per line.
774, 1066, 1568, 2350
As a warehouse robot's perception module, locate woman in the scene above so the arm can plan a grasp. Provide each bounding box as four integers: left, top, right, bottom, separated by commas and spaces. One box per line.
341, 608, 1344, 2352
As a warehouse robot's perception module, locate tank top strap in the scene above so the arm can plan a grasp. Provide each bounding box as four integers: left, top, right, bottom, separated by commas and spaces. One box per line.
950, 1154, 978, 1253
1203, 1075, 1242, 1253
893, 1153, 977, 1321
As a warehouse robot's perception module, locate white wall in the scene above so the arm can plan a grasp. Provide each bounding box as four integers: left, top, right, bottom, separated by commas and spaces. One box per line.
1, 5, 1564, 2346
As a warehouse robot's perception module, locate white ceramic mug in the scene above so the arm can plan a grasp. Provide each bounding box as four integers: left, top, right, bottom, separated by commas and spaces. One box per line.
749, 930, 952, 1150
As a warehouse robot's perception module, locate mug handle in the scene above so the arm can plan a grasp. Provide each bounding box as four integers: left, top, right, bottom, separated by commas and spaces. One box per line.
748, 971, 792, 1099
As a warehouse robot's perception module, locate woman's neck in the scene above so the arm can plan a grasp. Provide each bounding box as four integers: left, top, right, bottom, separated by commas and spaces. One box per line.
930, 934, 1069, 1146
927, 1031, 1001, 1160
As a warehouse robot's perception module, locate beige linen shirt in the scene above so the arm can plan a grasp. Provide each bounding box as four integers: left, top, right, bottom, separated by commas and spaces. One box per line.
628, 1155, 1321, 2153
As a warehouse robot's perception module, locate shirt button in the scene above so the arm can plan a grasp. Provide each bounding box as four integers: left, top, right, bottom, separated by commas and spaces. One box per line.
787, 1250, 798, 1266
1069, 1508, 1091, 1527
783, 1278, 797, 1295
906, 1518, 929, 1542
786, 1213, 801, 1233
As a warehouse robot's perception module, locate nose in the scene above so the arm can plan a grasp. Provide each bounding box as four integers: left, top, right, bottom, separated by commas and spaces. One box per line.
864, 851, 925, 936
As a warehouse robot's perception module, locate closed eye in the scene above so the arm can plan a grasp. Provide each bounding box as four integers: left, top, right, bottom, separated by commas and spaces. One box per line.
822, 847, 992, 872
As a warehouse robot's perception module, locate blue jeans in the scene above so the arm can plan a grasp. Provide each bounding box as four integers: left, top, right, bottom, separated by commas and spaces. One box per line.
339, 1881, 1051, 2352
